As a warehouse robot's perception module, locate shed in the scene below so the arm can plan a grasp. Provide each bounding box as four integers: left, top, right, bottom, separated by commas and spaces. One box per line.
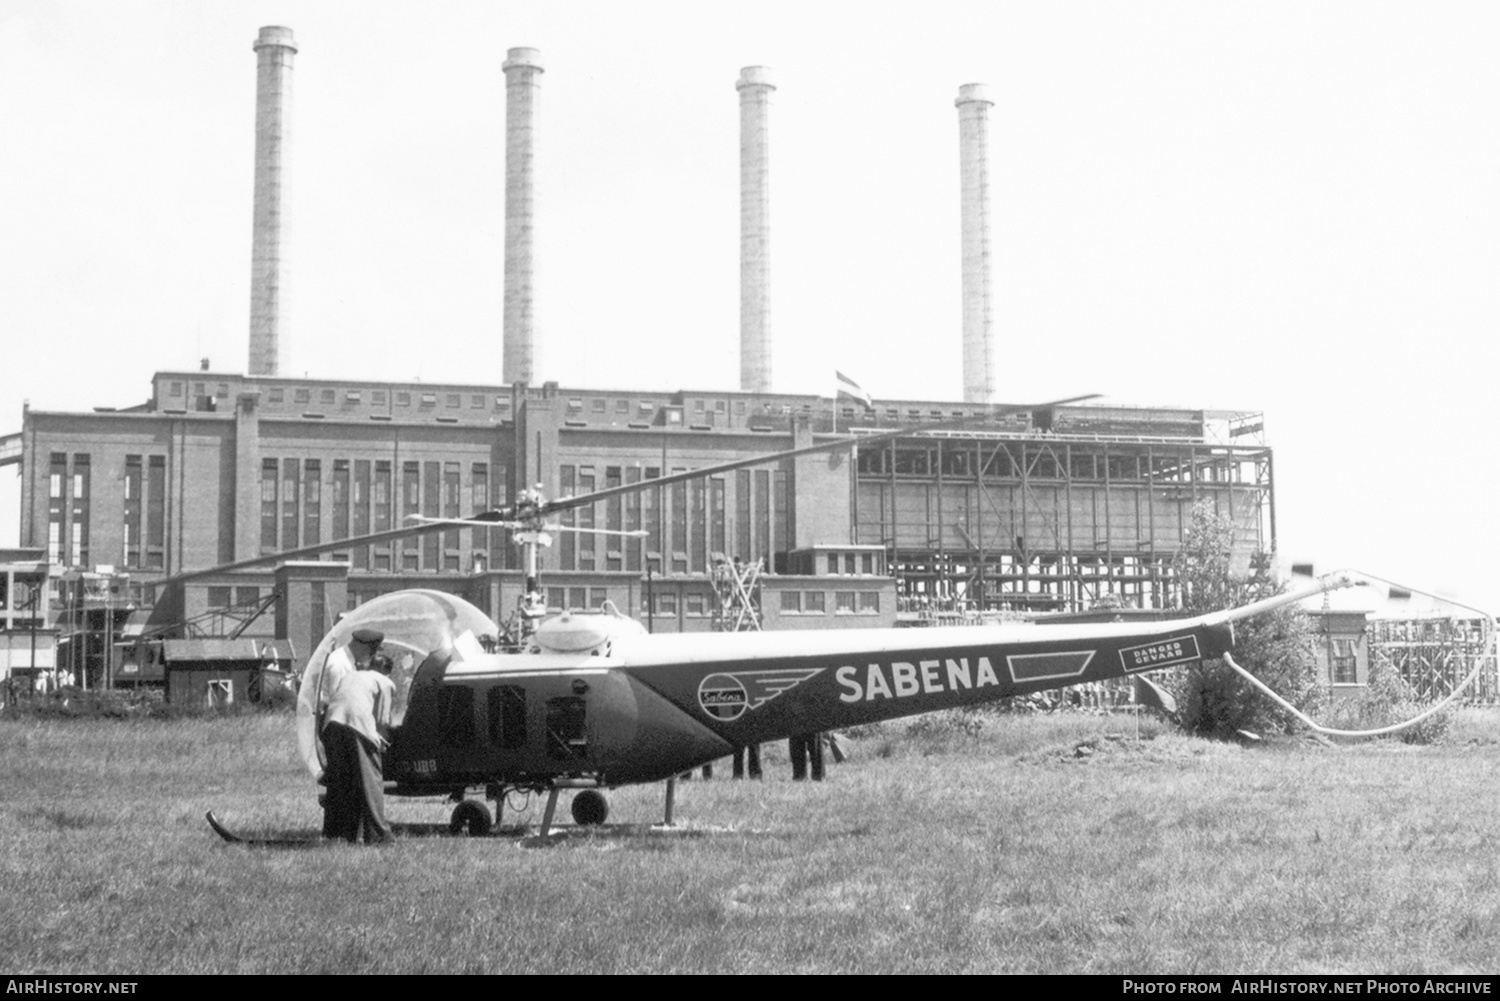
161, 638, 295, 708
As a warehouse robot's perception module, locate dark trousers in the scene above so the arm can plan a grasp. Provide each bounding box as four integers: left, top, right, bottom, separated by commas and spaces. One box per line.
322, 723, 392, 843
788, 733, 826, 781
732, 744, 762, 779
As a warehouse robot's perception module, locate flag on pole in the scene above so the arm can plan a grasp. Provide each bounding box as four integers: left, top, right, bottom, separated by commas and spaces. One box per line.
835, 370, 873, 409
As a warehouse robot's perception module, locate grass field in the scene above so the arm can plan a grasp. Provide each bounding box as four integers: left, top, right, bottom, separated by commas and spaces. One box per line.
3, 708, 1499, 974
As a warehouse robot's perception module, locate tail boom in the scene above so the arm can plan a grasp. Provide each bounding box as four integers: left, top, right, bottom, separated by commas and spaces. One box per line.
620, 616, 1235, 745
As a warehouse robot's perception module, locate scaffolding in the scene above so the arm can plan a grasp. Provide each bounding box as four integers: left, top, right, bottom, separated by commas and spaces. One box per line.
710, 553, 762, 632
1368, 616, 1497, 703
854, 430, 1273, 612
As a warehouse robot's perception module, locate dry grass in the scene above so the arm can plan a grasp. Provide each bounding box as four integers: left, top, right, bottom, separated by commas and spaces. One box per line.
2, 709, 1498, 973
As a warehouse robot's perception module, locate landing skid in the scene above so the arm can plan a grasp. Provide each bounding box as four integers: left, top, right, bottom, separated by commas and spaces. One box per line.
205, 810, 323, 848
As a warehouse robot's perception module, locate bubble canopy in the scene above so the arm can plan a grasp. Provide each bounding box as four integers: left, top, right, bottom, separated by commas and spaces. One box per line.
295, 590, 501, 780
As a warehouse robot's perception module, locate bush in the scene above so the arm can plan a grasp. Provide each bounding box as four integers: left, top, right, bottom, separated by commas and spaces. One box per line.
1324, 656, 1451, 745
1166, 505, 1321, 739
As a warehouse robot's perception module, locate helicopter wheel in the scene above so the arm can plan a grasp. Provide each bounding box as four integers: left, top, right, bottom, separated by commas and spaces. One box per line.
449, 799, 493, 837
570, 789, 609, 826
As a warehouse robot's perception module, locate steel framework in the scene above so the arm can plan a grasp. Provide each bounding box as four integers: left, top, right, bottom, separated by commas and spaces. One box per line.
853, 432, 1273, 612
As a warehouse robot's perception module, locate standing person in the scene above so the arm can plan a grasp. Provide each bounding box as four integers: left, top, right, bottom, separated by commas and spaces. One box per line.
321, 628, 396, 844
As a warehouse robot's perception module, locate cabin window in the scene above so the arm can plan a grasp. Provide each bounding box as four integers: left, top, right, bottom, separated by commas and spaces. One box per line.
545, 697, 587, 760
487, 686, 527, 749
438, 687, 476, 748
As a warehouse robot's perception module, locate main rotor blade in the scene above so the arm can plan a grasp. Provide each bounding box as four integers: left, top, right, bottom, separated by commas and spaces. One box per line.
152, 522, 465, 588
407, 515, 527, 531
534, 394, 1099, 518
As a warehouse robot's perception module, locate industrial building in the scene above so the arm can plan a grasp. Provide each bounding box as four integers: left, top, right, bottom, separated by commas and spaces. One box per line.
0, 28, 1278, 692
9, 370, 1274, 687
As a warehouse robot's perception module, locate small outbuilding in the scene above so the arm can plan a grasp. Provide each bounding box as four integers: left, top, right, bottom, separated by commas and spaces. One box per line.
161, 638, 295, 708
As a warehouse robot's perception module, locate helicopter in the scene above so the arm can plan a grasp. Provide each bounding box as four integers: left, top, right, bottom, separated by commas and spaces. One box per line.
185, 396, 1357, 838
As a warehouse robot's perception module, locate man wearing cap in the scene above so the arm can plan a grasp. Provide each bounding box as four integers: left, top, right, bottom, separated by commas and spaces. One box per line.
321, 628, 396, 843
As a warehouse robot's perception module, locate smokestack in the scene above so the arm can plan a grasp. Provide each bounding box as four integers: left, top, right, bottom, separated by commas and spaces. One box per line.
956, 83, 995, 403
248, 26, 297, 378
503, 47, 543, 386
738, 66, 774, 394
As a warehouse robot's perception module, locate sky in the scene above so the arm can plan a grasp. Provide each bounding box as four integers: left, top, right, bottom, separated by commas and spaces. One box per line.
1, 1, 1497, 607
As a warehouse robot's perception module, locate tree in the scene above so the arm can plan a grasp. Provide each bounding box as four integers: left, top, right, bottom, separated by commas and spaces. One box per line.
1168, 504, 1320, 738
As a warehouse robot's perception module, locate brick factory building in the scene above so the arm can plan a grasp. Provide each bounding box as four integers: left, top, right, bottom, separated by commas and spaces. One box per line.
9, 369, 1273, 686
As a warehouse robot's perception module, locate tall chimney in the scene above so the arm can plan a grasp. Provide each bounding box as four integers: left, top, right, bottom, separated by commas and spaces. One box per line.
956, 83, 995, 403
248, 26, 297, 377
503, 47, 543, 386
738, 66, 774, 394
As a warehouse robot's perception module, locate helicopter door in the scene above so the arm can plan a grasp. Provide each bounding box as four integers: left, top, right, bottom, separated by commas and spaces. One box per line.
545, 696, 588, 761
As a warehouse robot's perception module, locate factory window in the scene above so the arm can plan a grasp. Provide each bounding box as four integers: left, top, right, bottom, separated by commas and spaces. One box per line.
693, 400, 705, 413
281, 460, 300, 549
471, 395, 484, 409
396, 392, 411, 407
422, 461, 441, 569
332, 460, 350, 541
65, 456, 87, 570
303, 459, 321, 546
577, 467, 596, 571
193, 382, 206, 397
804, 591, 827, 614
372, 461, 392, 571
446, 394, 460, 408
268, 388, 283, 403
442, 462, 461, 571
710, 478, 725, 557
124, 456, 142, 567
614, 400, 628, 413
670, 473, 687, 574
320, 389, 336, 404
494, 396, 510, 410
260, 459, 278, 552
592, 399, 606, 413
624, 467, 642, 573
207, 586, 232, 610
656, 592, 678, 617
779, 591, 801, 614
420, 393, 437, 407
685, 593, 707, 617
862, 552, 875, 575
235, 587, 259, 607
346, 391, 361, 403
690, 478, 706, 572
145, 456, 165, 569
350, 460, 370, 569
372, 390, 386, 406
827, 553, 840, 575
217, 383, 229, 397
859, 592, 880, 614
294, 388, 310, 404
169, 382, 183, 396
733, 401, 746, 415
835, 591, 856, 614
638, 401, 654, 413
567, 398, 583, 411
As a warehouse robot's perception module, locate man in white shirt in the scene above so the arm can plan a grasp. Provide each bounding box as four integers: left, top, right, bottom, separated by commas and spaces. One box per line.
321, 628, 396, 843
